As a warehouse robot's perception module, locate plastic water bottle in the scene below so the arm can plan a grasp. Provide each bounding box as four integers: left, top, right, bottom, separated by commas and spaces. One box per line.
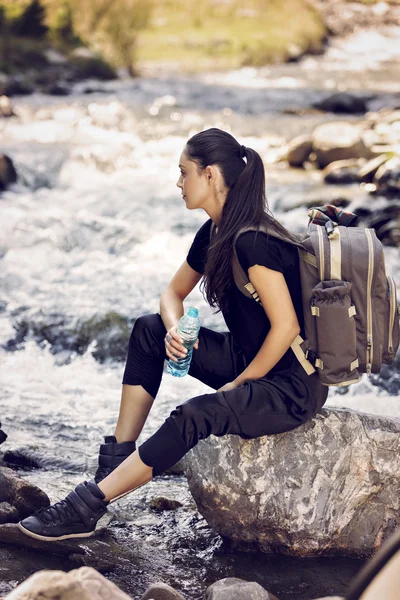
167, 307, 200, 377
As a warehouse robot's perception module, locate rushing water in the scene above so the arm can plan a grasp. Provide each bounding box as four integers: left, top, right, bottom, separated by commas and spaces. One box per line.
1, 28, 400, 600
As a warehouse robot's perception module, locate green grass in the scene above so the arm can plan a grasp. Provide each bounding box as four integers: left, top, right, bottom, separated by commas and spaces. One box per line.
135, 0, 327, 71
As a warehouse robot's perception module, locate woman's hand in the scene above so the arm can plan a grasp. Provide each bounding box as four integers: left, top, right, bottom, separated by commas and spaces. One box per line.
164, 326, 199, 362
217, 381, 239, 393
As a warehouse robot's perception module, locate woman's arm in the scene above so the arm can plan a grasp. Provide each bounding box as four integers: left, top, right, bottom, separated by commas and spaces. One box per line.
233, 264, 300, 386
160, 260, 202, 333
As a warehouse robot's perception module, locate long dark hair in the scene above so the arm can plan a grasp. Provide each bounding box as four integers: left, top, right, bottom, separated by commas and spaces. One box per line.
186, 127, 297, 314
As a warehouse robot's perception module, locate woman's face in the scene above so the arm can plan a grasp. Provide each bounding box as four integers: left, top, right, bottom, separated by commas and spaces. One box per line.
176, 148, 210, 210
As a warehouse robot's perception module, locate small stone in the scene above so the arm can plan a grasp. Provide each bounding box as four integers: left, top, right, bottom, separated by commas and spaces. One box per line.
0, 502, 19, 524
140, 582, 185, 600
149, 497, 183, 512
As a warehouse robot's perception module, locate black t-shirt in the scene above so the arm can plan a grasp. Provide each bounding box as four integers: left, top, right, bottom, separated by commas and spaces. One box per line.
186, 218, 305, 374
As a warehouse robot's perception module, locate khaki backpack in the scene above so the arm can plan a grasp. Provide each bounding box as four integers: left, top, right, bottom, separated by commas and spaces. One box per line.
214, 206, 400, 387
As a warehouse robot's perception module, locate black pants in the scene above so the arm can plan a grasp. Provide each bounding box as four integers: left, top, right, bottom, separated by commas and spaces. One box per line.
122, 313, 328, 477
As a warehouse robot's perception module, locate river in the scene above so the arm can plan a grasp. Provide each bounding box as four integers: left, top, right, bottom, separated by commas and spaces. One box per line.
0, 27, 400, 600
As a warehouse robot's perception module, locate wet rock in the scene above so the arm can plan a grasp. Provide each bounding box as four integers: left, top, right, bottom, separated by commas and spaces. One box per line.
0, 422, 7, 445
323, 159, 363, 184
4, 566, 132, 599
0, 524, 130, 573
204, 578, 278, 600
0, 96, 15, 118
140, 582, 185, 600
149, 497, 183, 512
0, 503, 19, 525
313, 92, 370, 115
363, 203, 400, 247
44, 83, 71, 96
7, 310, 132, 363
0, 467, 49, 519
312, 122, 372, 169
358, 154, 391, 183
3, 78, 34, 97
285, 135, 313, 167
182, 407, 400, 558
0, 155, 17, 191
374, 157, 400, 195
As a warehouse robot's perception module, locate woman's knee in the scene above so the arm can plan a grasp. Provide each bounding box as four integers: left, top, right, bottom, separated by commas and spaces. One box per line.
168, 392, 240, 449
130, 313, 166, 346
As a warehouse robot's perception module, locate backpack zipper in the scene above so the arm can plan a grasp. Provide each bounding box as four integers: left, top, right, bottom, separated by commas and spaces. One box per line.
365, 229, 374, 374
388, 276, 396, 359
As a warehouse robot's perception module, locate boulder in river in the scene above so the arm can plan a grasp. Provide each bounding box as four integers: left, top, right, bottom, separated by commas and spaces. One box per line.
0, 155, 17, 191
182, 407, 400, 558
313, 92, 371, 115
323, 158, 363, 184
284, 135, 313, 167
374, 157, 400, 195
3, 566, 131, 600
312, 122, 373, 169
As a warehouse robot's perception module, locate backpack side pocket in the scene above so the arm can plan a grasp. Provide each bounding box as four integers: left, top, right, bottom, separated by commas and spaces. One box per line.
311, 280, 360, 386
382, 276, 400, 364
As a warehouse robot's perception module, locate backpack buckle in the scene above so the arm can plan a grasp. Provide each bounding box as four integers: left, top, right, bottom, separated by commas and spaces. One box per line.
305, 349, 317, 366
325, 220, 339, 239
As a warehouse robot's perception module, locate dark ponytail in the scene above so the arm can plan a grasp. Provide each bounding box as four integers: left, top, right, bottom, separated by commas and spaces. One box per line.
186, 127, 297, 313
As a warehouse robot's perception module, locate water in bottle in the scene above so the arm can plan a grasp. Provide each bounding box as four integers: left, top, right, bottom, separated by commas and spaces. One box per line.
167, 307, 200, 377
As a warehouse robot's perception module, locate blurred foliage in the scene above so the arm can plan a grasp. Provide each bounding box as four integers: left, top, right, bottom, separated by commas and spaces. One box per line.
6, 0, 394, 74
0, 0, 152, 73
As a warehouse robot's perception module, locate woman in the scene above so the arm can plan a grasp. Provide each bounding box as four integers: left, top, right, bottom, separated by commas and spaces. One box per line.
19, 128, 328, 541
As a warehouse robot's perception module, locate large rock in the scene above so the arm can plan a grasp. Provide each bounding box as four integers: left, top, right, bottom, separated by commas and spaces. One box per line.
182, 407, 400, 558
4, 567, 131, 599
312, 122, 372, 168
0, 467, 49, 519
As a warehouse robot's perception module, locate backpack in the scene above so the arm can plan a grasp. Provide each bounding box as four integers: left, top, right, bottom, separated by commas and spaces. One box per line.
212, 205, 400, 387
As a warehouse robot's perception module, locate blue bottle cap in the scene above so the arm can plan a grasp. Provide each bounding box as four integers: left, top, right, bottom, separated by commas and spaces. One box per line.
187, 307, 198, 317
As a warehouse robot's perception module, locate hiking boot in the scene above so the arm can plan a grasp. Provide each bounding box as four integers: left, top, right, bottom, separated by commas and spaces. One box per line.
18, 480, 109, 541
94, 435, 136, 484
